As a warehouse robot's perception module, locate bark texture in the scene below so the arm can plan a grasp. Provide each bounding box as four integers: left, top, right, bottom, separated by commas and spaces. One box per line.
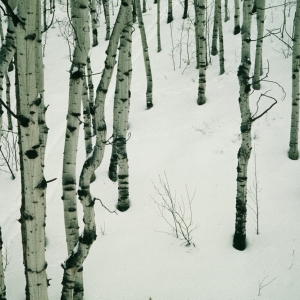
167, 0, 173, 23
289, 0, 300, 160
234, 0, 241, 34
157, 0, 162, 52
103, 0, 111, 40
233, 0, 253, 251
15, 1, 49, 297
61, 1, 130, 297
136, 0, 153, 108
196, 0, 206, 105
0, 227, 6, 300
253, 0, 265, 90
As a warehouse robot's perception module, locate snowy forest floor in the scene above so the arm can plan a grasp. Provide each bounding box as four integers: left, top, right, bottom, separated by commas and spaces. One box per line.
1, 0, 300, 299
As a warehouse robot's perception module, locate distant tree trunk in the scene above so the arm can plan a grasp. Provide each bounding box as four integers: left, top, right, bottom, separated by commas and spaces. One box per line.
253, 0, 265, 90
218, 0, 225, 74
233, 0, 253, 251
196, 0, 206, 105
182, 0, 188, 19
157, 0, 162, 52
167, 0, 173, 23
234, 0, 240, 34
193, 0, 200, 69
211, 0, 219, 56
224, 0, 229, 22
15, 0, 49, 297
0, 13, 17, 139
136, 0, 153, 108
143, 0, 147, 12
288, 0, 300, 160
61, 1, 130, 297
103, 0, 111, 40
90, 0, 99, 47
0, 227, 6, 300
61, 0, 90, 298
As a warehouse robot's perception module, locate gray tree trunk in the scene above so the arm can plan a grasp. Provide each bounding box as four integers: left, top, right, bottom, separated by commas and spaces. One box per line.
167, 0, 173, 23
90, 0, 99, 47
288, 0, 300, 160
61, 1, 130, 297
15, 0, 49, 297
211, 0, 219, 56
253, 0, 265, 90
157, 0, 162, 52
224, 0, 229, 22
196, 0, 206, 105
0, 227, 6, 300
193, 0, 200, 69
233, 0, 253, 251
218, 0, 225, 75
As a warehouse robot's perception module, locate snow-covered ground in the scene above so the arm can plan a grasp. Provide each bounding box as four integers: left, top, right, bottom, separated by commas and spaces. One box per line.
1, 0, 300, 299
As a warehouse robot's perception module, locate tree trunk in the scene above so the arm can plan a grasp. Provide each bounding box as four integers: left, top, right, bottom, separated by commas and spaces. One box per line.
167, 0, 173, 23
196, 0, 206, 105
116, 7, 132, 212
224, 0, 229, 22
136, 0, 153, 108
233, 0, 253, 251
90, 0, 99, 47
157, 0, 162, 52
143, 0, 147, 12
253, 0, 265, 90
288, 0, 300, 160
61, 0, 90, 298
234, 0, 240, 34
61, 1, 130, 297
103, 0, 111, 40
15, 1, 49, 297
182, 0, 188, 19
218, 0, 225, 75
193, 0, 200, 69
211, 0, 219, 56
0, 227, 6, 300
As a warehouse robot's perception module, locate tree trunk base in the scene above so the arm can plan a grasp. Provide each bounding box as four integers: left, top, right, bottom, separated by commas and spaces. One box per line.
233, 233, 246, 251
197, 96, 206, 105
234, 25, 240, 35
252, 82, 260, 90
288, 148, 299, 160
116, 200, 130, 212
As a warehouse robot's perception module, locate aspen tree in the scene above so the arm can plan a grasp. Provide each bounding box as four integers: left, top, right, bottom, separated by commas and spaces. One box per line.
233, 0, 253, 251
167, 0, 173, 23
288, 0, 300, 160
14, 0, 49, 297
211, 0, 219, 56
0, 8, 17, 139
61, 1, 130, 297
253, 0, 265, 90
61, 0, 90, 297
143, 0, 147, 12
157, 0, 162, 52
136, 0, 153, 108
115, 5, 132, 212
224, 0, 229, 22
234, 0, 240, 34
90, 0, 98, 47
103, 0, 111, 40
182, 0, 188, 19
0, 227, 6, 300
193, 0, 200, 69
218, 0, 225, 75
196, 0, 206, 105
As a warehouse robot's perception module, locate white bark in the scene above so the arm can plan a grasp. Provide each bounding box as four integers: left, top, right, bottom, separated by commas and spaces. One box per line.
234, 0, 240, 34
61, 1, 130, 297
288, 0, 300, 160
136, 0, 153, 108
253, 0, 265, 90
233, 0, 253, 251
15, 0, 48, 297
90, 0, 98, 47
196, 0, 206, 105
0, 227, 6, 300
103, 0, 111, 40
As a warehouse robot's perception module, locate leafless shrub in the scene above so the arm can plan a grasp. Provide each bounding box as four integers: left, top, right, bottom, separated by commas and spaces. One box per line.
151, 172, 198, 246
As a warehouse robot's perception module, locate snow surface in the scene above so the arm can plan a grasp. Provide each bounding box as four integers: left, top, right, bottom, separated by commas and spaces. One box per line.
1, 0, 300, 299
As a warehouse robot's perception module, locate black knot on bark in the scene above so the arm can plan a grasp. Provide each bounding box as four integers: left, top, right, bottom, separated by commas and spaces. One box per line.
25, 33, 36, 40
70, 70, 83, 80
25, 149, 39, 159
36, 177, 47, 189
79, 230, 97, 245
18, 115, 30, 127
